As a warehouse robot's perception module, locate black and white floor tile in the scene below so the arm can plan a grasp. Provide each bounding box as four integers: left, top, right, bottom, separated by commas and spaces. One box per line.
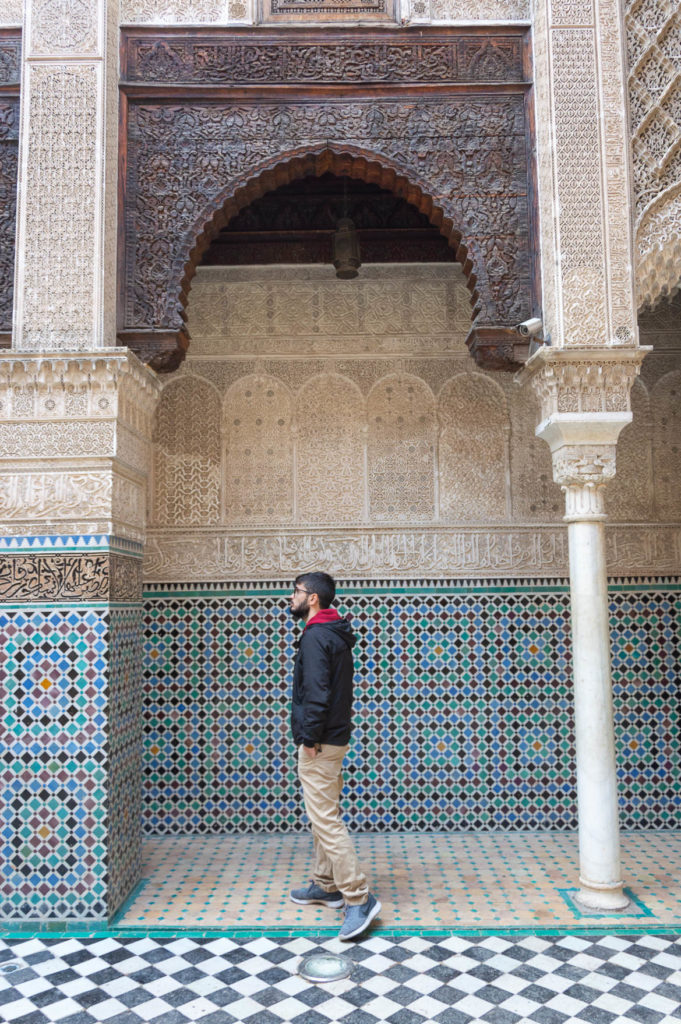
1, 932, 681, 1024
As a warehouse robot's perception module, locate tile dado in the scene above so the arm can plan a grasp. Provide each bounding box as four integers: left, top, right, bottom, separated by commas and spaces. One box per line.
142, 579, 681, 837
0, 537, 145, 919
0, 603, 144, 919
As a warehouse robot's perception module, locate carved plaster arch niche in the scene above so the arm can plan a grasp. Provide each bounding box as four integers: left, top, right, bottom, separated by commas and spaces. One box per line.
119, 27, 535, 373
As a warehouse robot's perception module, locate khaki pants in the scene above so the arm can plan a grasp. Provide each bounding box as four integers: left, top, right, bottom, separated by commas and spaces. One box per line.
297, 743, 368, 905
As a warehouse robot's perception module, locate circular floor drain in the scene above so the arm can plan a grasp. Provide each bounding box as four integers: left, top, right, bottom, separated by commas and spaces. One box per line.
298, 953, 353, 983
0, 962, 23, 975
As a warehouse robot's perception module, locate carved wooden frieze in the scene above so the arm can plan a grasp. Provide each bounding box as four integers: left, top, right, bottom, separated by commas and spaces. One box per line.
123, 32, 525, 85
120, 28, 534, 372
0, 552, 142, 603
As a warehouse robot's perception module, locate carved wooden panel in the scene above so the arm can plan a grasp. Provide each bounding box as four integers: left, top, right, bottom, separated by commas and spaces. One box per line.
0, 30, 20, 342
262, 0, 396, 23
122, 32, 525, 84
120, 27, 534, 373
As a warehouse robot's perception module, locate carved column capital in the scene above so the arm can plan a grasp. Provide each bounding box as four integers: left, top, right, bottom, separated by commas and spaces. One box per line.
517, 347, 649, 521
550, 445, 617, 520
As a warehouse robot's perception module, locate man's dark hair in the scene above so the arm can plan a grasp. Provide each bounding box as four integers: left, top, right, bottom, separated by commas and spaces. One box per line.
295, 571, 336, 609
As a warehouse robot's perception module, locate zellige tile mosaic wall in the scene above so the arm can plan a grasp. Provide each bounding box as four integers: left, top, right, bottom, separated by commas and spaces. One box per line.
141, 580, 681, 836
0, 536, 145, 920
0, 607, 111, 919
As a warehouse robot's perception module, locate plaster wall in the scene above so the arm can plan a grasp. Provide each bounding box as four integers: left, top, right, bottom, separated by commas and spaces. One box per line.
147, 265, 681, 583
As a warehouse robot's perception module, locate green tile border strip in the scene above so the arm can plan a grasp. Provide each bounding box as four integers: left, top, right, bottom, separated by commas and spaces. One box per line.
109, 879, 150, 927
143, 577, 681, 600
558, 887, 655, 920
2, 924, 681, 941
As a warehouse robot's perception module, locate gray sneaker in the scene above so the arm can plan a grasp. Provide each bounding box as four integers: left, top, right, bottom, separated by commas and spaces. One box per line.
338, 893, 381, 940
290, 882, 344, 908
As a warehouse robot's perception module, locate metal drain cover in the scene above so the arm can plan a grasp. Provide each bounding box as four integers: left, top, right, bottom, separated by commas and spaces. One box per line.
298, 953, 353, 982
0, 961, 24, 975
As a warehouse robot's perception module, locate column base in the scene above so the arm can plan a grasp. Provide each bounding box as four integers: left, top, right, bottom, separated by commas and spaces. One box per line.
576, 879, 630, 912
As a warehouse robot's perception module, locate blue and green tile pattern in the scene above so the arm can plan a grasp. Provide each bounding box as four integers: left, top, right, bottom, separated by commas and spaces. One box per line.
142, 579, 681, 836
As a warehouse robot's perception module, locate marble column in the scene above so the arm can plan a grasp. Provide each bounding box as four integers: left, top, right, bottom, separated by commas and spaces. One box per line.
521, 348, 647, 909
529, 0, 649, 907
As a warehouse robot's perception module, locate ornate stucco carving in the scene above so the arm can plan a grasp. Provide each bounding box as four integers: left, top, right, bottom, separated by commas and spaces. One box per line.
0, 352, 160, 539
121, 0, 252, 22
143, 267, 680, 580
438, 373, 509, 522
153, 374, 221, 526
519, 348, 649, 522
426, 0, 529, 20
0, 551, 142, 602
626, 0, 681, 308
143, 524, 681, 580
28, 0, 99, 56
15, 65, 99, 350
606, 378, 654, 522
189, 266, 471, 356
120, 0, 531, 23
533, 0, 638, 348
651, 369, 681, 520
0, 1, 22, 25
13, 1, 119, 353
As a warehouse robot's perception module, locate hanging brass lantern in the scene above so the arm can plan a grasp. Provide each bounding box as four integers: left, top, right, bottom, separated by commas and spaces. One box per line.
332, 217, 361, 279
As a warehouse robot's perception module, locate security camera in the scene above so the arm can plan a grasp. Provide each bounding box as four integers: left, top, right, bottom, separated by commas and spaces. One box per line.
516, 317, 544, 337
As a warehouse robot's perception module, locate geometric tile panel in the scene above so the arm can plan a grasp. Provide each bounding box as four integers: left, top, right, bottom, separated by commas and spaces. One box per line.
142, 580, 681, 836
107, 606, 145, 919
0, 607, 111, 919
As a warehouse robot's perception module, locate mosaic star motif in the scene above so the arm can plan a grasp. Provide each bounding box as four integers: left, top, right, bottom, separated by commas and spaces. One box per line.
142, 583, 681, 836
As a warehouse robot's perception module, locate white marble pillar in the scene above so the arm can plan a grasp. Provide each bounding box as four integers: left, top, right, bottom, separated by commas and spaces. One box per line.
521, 348, 648, 910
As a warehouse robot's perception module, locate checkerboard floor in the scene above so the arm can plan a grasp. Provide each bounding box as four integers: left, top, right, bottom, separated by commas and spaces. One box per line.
2, 932, 681, 1024
118, 831, 681, 929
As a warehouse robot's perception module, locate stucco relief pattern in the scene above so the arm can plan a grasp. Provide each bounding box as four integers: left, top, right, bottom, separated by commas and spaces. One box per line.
146, 267, 679, 580
190, 267, 472, 355
143, 526, 681, 580
427, 0, 528, 19
120, 0, 529, 22
14, 0, 119, 353
0, 97, 18, 335
121, 0, 249, 23
534, 0, 638, 348
0, 353, 160, 539
0, 1, 22, 24
28, 0, 99, 56
16, 65, 98, 350
0, 551, 142, 602
626, 0, 681, 308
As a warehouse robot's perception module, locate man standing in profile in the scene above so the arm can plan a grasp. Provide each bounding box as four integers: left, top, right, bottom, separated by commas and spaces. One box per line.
288, 571, 381, 940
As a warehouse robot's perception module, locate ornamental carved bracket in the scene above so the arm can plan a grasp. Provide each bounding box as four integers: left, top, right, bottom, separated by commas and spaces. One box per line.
119, 27, 537, 373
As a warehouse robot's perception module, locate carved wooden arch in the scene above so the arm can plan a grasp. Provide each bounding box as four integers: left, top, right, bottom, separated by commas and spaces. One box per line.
185, 147, 475, 334
119, 26, 535, 373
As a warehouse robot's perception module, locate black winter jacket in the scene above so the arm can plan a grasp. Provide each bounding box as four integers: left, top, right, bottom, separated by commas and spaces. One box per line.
291, 618, 356, 747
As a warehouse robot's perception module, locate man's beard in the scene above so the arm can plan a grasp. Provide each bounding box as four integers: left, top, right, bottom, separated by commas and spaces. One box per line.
290, 599, 309, 620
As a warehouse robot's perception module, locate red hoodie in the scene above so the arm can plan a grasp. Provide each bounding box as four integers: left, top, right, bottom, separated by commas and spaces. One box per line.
303, 608, 342, 631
